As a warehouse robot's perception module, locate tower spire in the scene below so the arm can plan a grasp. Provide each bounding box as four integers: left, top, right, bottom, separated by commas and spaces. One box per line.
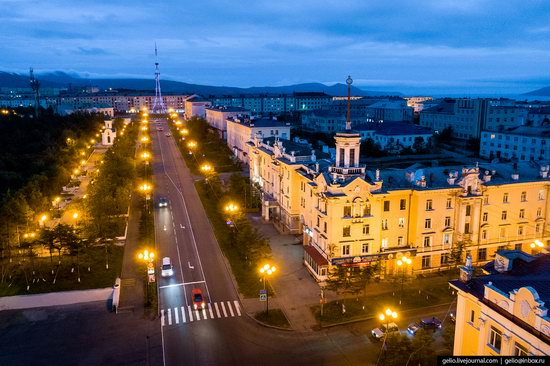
345, 75, 353, 130
152, 42, 166, 114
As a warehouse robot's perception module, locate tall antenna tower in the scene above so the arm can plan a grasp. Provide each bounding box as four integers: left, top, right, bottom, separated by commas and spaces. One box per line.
152, 43, 167, 114
29, 68, 40, 117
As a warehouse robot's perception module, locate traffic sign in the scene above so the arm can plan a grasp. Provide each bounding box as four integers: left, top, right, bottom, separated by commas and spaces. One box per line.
260, 294, 267, 301
259, 289, 267, 294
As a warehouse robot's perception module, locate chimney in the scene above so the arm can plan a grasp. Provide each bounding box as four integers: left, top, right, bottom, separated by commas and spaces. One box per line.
459, 254, 474, 283
511, 172, 519, 180
375, 169, 380, 182
405, 171, 415, 183
483, 170, 492, 182
447, 172, 456, 185
540, 165, 549, 178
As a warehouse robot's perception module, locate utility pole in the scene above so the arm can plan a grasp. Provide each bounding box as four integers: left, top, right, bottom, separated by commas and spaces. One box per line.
29, 68, 40, 117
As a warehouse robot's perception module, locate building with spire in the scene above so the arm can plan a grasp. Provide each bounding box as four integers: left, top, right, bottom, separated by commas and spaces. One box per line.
249, 76, 550, 282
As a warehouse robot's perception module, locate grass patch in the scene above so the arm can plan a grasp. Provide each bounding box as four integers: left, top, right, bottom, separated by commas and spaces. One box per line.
312, 285, 455, 325
254, 309, 290, 328
0, 246, 124, 297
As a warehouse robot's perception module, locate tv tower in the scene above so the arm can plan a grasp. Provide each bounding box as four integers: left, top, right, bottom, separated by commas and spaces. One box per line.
152, 43, 166, 114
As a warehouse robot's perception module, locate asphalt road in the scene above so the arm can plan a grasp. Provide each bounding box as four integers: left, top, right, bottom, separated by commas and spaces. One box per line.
150, 118, 456, 366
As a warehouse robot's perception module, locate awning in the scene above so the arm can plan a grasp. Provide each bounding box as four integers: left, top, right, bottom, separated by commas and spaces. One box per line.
304, 245, 329, 266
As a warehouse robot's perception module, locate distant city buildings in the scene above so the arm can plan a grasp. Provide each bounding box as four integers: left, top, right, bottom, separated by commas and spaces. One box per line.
205, 106, 250, 139
480, 126, 550, 161
184, 95, 212, 119
450, 251, 550, 356
405, 96, 433, 113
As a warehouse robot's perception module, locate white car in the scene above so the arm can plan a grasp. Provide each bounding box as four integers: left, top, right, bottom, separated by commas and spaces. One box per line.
161, 257, 174, 277
371, 322, 399, 340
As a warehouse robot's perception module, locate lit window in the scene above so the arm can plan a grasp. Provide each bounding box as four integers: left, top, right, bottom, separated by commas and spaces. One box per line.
398, 218, 405, 228
381, 238, 388, 248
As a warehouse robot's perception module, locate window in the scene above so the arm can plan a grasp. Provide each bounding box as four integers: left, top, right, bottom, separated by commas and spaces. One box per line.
515, 243, 522, 251
398, 218, 405, 228
519, 209, 525, 219
503, 193, 509, 203
536, 223, 541, 233
500, 227, 507, 238
539, 189, 544, 200
470, 310, 475, 323
317, 216, 320, 227
521, 191, 527, 202
400, 199, 406, 210
421, 256, 431, 269
344, 206, 351, 217
441, 253, 449, 265
363, 203, 371, 216
443, 233, 451, 245
518, 226, 524, 236
483, 212, 488, 222
478, 248, 487, 261
501, 211, 507, 220
423, 236, 432, 247
514, 342, 529, 356
537, 207, 542, 217
426, 199, 433, 210
382, 219, 388, 230
397, 236, 403, 246
464, 223, 470, 234
362, 224, 370, 235
361, 243, 369, 254
323, 222, 327, 233
343, 226, 351, 237
482, 230, 488, 240
445, 216, 451, 227
483, 196, 489, 205
349, 149, 355, 165
342, 244, 350, 256
489, 326, 502, 352
425, 218, 432, 229
466, 205, 471, 216
446, 198, 452, 209
384, 201, 390, 211
381, 238, 388, 248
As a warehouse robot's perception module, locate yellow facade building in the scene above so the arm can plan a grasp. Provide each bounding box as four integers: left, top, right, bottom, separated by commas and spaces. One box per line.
249, 130, 550, 281
449, 251, 549, 356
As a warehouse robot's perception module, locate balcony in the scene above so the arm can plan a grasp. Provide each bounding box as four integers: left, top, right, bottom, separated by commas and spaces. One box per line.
328, 166, 365, 175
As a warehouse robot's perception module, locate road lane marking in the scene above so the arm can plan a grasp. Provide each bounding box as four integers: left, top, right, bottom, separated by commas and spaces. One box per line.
208, 303, 214, 318
181, 306, 186, 323
202, 308, 207, 319
174, 307, 179, 324
188, 262, 194, 270
159, 283, 184, 289
195, 310, 201, 320
188, 306, 194, 322
182, 280, 205, 286
227, 301, 235, 317
221, 302, 228, 317
167, 308, 172, 325
234, 301, 241, 316
180, 224, 185, 229
215, 302, 221, 318
161, 309, 165, 326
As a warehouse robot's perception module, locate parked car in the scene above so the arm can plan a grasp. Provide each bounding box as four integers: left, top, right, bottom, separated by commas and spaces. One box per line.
449, 312, 456, 323
159, 197, 169, 208
192, 288, 205, 310
371, 322, 399, 340
161, 257, 173, 277
407, 317, 442, 335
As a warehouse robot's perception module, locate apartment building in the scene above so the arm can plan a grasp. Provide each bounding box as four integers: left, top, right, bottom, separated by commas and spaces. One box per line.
250, 128, 550, 281
184, 95, 212, 118
449, 251, 549, 356
480, 127, 550, 161
209, 92, 332, 114
205, 106, 249, 139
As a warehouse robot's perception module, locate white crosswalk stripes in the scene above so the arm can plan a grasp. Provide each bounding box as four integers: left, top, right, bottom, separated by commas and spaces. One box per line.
161, 300, 242, 327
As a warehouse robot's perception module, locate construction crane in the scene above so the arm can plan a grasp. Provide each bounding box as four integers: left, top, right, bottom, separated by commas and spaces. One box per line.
29, 67, 40, 117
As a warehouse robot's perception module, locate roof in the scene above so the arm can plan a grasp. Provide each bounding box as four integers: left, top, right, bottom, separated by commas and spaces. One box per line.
483, 126, 550, 138
227, 117, 290, 128
206, 106, 249, 113
304, 245, 328, 266
260, 136, 330, 160
375, 122, 432, 136
367, 101, 409, 109
422, 100, 456, 114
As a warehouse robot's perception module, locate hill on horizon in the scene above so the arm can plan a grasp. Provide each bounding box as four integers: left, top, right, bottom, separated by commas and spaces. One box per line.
524, 86, 550, 97
0, 71, 401, 97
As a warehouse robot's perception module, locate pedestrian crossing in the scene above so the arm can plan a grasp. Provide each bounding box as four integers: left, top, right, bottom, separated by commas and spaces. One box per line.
161, 300, 242, 327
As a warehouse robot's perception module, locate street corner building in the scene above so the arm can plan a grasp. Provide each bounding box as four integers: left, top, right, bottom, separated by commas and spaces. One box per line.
248, 126, 550, 282
449, 251, 550, 356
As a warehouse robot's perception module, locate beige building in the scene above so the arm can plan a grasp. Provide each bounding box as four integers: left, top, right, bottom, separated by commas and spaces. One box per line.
184, 95, 212, 119
250, 128, 550, 281
450, 251, 549, 356
205, 106, 249, 139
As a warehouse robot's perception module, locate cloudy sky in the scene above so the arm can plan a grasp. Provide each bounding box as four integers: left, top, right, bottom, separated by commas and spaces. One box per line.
2, 0, 550, 94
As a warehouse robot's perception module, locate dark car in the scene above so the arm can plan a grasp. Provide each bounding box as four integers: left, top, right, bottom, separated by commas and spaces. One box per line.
407, 317, 442, 335
159, 197, 168, 208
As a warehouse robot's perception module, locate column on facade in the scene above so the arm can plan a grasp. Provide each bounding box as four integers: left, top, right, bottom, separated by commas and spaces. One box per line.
457, 203, 466, 235
471, 201, 481, 239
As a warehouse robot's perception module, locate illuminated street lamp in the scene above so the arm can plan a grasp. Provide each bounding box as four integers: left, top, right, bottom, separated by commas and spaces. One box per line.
187, 140, 197, 149
139, 183, 152, 193
53, 196, 61, 208
138, 249, 155, 301
259, 263, 276, 315
141, 136, 150, 143
530, 240, 544, 254
72, 212, 79, 220
396, 255, 412, 305
180, 128, 189, 136
225, 202, 239, 213
141, 126, 148, 131
200, 163, 213, 174
378, 308, 398, 364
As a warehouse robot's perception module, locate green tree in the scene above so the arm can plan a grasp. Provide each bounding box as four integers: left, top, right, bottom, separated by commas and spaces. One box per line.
442, 321, 455, 354
409, 329, 436, 365
384, 333, 412, 366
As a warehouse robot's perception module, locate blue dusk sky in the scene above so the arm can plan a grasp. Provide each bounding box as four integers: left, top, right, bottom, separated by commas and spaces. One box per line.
2, 0, 550, 95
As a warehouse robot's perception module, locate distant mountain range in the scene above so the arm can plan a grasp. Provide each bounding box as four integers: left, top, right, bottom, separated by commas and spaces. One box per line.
524, 86, 550, 97
0, 71, 400, 97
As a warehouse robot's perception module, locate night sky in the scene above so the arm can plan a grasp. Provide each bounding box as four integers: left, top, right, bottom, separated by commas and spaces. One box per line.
2, 0, 550, 94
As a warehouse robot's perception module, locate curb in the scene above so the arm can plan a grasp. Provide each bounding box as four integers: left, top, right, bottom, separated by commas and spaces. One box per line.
243, 310, 294, 332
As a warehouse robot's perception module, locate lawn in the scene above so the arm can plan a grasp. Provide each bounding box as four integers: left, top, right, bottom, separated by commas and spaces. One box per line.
312, 285, 455, 326
0, 245, 124, 297
254, 309, 291, 328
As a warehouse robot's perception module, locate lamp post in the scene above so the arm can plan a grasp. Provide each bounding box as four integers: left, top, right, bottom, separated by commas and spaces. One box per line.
396, 256, 412, 305
378, 308, 398, 366
138, 249, 155, 304
259, 263, 276, 316
530, 240, 544, 254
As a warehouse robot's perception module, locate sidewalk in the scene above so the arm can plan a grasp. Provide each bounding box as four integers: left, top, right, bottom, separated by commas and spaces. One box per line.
0, 288, 113, 311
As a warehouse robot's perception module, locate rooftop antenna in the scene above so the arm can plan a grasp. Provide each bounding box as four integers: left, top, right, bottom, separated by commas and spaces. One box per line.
345, 75, 353, 130
152, 42, 167, 114
29, 67, 40, 117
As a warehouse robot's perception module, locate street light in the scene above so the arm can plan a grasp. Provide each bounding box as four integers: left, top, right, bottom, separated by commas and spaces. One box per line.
141, 152, 151, 160
530, 240, 544, 254
138, 249, 155, 302
225, 202, 239, 213
378, 308, 398, 365
39, 214, 48, 226
139, 183, 152, 193
141, 136, 150, 143
396, 255, 412, 305
72, 212, 79, 220
187, 140, 197, 149
200, 163, 213, 174
259, 263, 276, 315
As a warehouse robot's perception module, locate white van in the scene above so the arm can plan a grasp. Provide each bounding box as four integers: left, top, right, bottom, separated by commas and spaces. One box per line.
161, 257, 174, 277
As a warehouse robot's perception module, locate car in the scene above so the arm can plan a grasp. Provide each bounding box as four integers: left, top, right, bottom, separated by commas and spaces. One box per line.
192, 288, 205, 310
407, 317, 442, 335
165, 133, 171, 137
159, 197, 168, 208
371, 322, 399, 340
161, 257, 173, 277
